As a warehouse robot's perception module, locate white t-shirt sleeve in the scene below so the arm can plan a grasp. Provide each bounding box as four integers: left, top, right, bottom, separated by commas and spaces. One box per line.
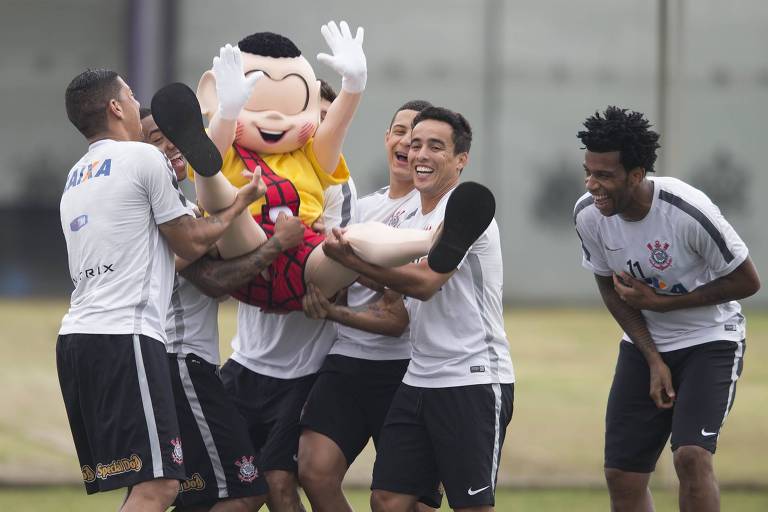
139, 147, 192, 225
575, 211, 612, 276
685, 201, 749, 278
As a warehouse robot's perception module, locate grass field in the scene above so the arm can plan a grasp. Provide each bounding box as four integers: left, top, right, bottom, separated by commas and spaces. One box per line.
0, 299, 766, 509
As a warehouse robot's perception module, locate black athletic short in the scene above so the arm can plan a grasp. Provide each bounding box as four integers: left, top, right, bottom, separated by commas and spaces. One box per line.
56, 333, 186, 494
220, 359, 316, 474
372, 382, 514, 509
300, 354, 409, 465
605, 339, 746, 473
168, 353, 268, 507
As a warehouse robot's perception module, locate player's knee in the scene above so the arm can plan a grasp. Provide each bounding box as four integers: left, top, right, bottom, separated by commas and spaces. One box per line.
604, 468, 645, 496
228, 495, 266, 512
133, 477, 179, 505
673, 445, 713, 480
370, 489, 399, 512
266, 471, 299, 504
298, 457, 342, 492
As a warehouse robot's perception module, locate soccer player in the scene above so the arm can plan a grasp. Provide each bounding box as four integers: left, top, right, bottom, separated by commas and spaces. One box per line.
573, 106, 760, 512
318, 106, 515, 512
57, 69, 264, 512
298, 100, 443, 512
140, 108, 306, 511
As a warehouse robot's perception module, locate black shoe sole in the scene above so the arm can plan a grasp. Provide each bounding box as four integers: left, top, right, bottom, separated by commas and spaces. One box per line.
150, 82, 222, 177
427, 182, 496, 273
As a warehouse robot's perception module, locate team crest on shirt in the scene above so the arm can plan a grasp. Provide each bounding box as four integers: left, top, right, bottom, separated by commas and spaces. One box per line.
235, 455, 258, 483
170, 437, 184, 465
647, 240, 673, 270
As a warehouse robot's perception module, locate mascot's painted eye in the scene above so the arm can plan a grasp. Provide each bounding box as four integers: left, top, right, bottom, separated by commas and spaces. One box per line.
244, 73, 309, 115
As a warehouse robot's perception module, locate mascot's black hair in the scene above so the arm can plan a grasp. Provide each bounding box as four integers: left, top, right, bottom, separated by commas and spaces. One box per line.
577, 106, 661, 173
238, 32, 301, 58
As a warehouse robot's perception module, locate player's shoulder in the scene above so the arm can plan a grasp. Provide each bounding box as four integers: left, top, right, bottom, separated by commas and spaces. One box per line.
652, 176, 719, 216
572, 191, 597, 225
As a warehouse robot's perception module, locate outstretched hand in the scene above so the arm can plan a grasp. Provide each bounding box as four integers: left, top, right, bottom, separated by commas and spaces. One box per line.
317, 21, 367, 93
236, 166, 267, 205
213, 44, 263, 120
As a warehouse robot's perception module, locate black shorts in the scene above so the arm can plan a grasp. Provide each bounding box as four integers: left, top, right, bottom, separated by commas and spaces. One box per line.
300, 354, 409, 465
56, 333, 186, 494
220, 359, 316, 474
168, 353, 268, 507
372, 382, 514, 509
605, 339, 746, 473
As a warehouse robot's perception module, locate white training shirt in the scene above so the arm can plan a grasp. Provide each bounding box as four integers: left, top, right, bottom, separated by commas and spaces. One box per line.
574, 176, 749, 352
59, 139, 191, 342
399, 189, 515, 388
229, 178, 357, 379
330, 186, 421, 360
164, 202, 221, 365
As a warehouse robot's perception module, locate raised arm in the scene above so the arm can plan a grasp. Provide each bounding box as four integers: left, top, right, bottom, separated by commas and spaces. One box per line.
302, 283, 409, 337
595, 274, 675, 409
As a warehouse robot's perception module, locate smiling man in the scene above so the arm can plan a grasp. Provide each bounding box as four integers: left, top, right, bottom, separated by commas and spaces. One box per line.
573, 106, 761, 512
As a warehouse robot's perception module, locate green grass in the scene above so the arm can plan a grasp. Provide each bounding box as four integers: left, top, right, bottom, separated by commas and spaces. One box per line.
0, 486, 767, 511
1, 299, 767, 508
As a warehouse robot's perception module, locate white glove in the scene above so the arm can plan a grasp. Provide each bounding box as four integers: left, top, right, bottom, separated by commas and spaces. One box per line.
212, 44, 263, 120
317, 21, 367, 93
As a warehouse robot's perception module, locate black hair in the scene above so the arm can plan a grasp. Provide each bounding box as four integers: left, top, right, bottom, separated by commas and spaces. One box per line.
388, 100, 432, 129
238, 32, 301, 58
139, 107, 152, 120
577, 106, 661, 173
65, 68, 122, 138
412, 106, 472, 154
319, 79, 337, 103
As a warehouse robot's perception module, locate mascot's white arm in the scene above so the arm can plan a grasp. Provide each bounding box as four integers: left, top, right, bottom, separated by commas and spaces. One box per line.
313, 20, 367, 174
208, 44, 262, 159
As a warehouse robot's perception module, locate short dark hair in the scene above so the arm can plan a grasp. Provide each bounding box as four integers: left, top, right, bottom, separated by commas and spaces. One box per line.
577, 106, 661, 173
412, 106, 472, 154
139, 107, 152, 120
388, 100, 432, 129
319, 79, 337, 103
238, 32, 301, 58
65, 68, 122, 138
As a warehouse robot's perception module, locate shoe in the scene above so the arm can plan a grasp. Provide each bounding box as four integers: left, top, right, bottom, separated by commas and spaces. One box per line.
151, 82, 222, 177
427, 182, 496, 273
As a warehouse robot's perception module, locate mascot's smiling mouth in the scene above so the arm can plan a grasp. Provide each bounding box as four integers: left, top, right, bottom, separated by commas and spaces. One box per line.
259, 129, 286, 143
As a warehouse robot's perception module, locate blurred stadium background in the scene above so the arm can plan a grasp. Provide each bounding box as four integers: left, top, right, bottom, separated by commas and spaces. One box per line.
1, 0, 766, 509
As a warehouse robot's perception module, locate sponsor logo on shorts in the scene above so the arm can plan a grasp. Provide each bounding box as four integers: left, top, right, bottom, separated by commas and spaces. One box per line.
179, 473, 206, 493
467, 485, 490, 496
81, 465, 96, 483
170, 437, 184, 465
235, 455, 258, 483
95, 454, 142, 480
701, 428, 718, 437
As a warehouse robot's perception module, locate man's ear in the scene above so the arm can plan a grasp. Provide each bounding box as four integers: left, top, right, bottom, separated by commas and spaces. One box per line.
196, 70, 219, 120
108, 98, 124, 120
629, 166, 645, 184
457, 152, 469, 173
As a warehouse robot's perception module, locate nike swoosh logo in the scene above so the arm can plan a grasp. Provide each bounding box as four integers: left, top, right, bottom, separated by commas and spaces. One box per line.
467, 485, 490, 496
701, 428, 718, 437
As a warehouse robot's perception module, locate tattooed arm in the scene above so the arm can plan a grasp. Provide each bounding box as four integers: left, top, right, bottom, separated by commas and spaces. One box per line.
180, 213, 305, 298
302, 284, 409, 337
595, 274, 675, 409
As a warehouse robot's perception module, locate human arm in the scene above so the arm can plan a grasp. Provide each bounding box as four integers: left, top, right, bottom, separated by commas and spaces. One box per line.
302, 283, 409, 337
159, 169, 265, 262
323, 228, 451, 301
613, 257, 761, 313
313, 21, 366, 173
595, 274, 675, 409
178, 212, 304, 297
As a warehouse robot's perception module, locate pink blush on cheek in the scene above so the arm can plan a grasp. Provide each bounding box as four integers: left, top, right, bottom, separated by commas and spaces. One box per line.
297, 122, 315, 146
234, 120, 246, 143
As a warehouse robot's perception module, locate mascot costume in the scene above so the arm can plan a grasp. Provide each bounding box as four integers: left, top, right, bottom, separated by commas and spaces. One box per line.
152, 21, 495, 312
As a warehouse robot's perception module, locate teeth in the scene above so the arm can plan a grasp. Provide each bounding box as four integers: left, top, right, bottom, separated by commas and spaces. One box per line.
416, 166, 433, 173
260, 129, 284, 135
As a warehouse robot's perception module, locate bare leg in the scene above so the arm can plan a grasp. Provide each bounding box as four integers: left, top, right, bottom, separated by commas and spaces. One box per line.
674, 446, 719, 512
305, 222, 433, 299
371, 489, 419, 512
605, 468, 655, 512
121, 478, 179, 512
264, 470, 306, 512
298, 430, 353, 512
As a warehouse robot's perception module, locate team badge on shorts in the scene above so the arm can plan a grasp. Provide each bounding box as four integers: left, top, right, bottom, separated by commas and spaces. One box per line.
647, 240, 672, 270
170, 437, 184, 465
235, 455, 258, 483
81, 464, 96, 483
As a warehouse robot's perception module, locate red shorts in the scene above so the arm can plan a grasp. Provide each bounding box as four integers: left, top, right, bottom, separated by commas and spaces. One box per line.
231, 225, 324, 312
